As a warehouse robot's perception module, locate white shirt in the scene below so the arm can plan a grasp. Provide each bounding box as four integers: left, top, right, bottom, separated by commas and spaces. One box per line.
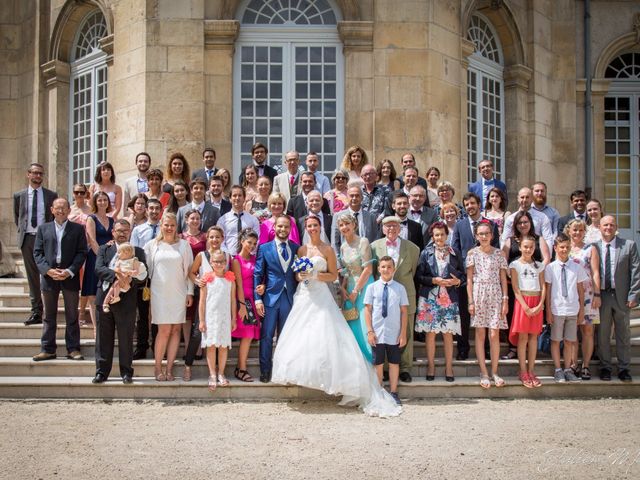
191, 200, 205, 214
26, 186, 45, 234
509, 259, 544, 292
398, 217, 409, 240
348, 208, 364, 236
501, 208, 554, 250
217, 210, 260, 254
601, 239, 617, 289
363, 279, 409, 344
275, 239, 292, 272
54, 220, 67, 264
545, 260, 589, 316
313, 171, 331, 196
131, 222, 159, 249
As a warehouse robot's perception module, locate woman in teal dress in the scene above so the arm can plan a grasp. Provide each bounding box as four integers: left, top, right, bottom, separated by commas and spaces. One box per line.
337, 214, 374, 363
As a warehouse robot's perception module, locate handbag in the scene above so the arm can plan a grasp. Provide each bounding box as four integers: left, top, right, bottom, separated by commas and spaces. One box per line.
142, 285, 151, 301
243, 299, 258, 325
342, 299, 359, 321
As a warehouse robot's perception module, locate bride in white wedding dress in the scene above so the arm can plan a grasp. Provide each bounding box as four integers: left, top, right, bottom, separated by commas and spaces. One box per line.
271, 215, 402, 417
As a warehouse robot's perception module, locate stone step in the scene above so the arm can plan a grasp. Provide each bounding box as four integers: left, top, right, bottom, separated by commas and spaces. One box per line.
0, 356, 636, 379
0, 307, 70, 323
0, 279, 30, 294
0, 375, 637, 400
0, 323, 96, 339
2, 336, 640, 358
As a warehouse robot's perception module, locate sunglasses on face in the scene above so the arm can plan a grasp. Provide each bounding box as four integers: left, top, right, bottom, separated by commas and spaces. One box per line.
73, 191, 86, 195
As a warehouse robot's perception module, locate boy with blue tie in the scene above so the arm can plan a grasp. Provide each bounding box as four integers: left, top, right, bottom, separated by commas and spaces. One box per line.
364, 256, 408, 405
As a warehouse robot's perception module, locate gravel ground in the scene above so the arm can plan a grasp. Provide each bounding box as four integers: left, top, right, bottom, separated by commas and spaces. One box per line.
1, 399, 639, 480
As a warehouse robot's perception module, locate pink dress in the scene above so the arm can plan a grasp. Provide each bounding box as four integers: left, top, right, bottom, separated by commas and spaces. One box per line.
466, 247, 508, 329
258, 216, 300, 245
231, 255, 261, 340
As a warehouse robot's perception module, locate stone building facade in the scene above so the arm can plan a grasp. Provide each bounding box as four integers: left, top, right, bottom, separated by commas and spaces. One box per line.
1, 0, 639, 245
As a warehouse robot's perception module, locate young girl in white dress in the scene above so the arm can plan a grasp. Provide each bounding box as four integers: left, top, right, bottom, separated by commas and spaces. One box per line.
199, 250, 237, 391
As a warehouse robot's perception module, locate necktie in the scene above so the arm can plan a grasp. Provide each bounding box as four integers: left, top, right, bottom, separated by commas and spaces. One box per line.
150, 223, 158, 238
235, 212, 243, 236
207, 170, 212, 181
472, 221, 478, 231
382, 283, 389, 318
353, 212, 360, 235
577, 214, 584, 220
604, 244, 612, 290
31, 189, 38, 228
561, 264, 568, 298
280, 242, 288, 261
289, 175, 295, 186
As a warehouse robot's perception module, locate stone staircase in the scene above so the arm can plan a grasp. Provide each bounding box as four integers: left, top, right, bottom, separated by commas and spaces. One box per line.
1, 247, 639, 400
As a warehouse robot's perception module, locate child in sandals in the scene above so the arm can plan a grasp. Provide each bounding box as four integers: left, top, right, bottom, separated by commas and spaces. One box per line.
466, 221, 509, 389
199, 250, 237, 391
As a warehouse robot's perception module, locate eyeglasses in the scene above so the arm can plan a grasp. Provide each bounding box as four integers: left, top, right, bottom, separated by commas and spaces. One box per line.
335, 177, 347, 181
212, 260, 226, 264
29, 171, 44, 176
73, 191, 86, 195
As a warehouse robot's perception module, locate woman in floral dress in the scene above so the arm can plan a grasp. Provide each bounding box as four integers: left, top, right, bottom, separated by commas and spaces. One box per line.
466, 220, 509, 389
415, 222, 465, 382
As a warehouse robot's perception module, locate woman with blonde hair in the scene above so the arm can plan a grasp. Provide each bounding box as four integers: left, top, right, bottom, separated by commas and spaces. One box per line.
324, 169, 350, 214
217, 168, 232, 199
341, 145, 369, 181
144, 212, 194, 381
258, 192, 300, 245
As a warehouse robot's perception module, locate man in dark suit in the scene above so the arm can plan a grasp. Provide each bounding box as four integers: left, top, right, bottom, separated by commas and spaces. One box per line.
286, 172, 331, 219
13, 163, 58, 325
93, 219, 148, 384
32, 198, 87, 361
191, 147, 218, 182
206, 175, 231, 215
331, 186, 380, 253
450, 192, 500, 360
408, 185, 438, 246
389, 191, 424, 251
177, 177, 220, 233
468, 159, 507, 209
239, 142, 277, 184
297, 191, 332, 242
397, 153, 428, 189
557, 189, 588, 235
593, 216, 640, 382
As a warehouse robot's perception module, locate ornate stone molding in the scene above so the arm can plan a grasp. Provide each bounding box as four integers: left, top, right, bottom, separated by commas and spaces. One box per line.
460, 38, 475, 68
337, 21, 373, 51
576, 78, 611, 94
204, 20, 240, 49
633, 12, 640, 44
504, 63, 532, 90
41, 60, 70, 88
99, 33, 114, 65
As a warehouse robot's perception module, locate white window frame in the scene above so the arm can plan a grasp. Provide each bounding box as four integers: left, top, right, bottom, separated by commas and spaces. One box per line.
68, 12, 108, 193
233, 0, 344, 178
466, 14, 505, 184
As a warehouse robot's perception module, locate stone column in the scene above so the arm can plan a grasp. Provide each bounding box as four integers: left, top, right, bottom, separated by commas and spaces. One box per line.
503, 63, 532, 198
338, 20, 374, 154
204, 19, 239, 174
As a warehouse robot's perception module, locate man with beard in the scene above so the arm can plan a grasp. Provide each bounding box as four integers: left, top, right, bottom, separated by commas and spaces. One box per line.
557, 190, 589, 235
123, 152, 151, 211
408, 185, 438, 245
531, 181, 560, 235
286, 171, 330, 218
501, 187, 554, 251
192, 147, 218, 182
389, 191, 424, 251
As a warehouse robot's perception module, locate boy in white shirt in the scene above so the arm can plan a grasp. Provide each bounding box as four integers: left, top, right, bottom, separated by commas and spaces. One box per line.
544, 233, 589, 383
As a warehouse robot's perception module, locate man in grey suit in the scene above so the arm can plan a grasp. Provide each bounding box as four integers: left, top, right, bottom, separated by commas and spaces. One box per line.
593, 215, 640, 382
122, 152, 151, 213
176, 177, 220, 234
13, 163, 57, 325
331, 185, 379, 253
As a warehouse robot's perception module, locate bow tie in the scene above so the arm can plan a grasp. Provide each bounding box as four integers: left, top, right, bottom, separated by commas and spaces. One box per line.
400, 220, 408, 225
411, 210, 421, 215
386, 239, 398, 248
484, 179, 494, 184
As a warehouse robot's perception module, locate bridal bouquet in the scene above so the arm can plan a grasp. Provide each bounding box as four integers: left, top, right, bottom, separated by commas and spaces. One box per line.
292, 256, 314, 284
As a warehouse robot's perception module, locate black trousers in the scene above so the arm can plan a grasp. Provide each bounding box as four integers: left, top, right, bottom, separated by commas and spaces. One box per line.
184, 287, 201, 367
455, 287, 471, 355
135, 286, 150, 352
95, 294, 137, 378
21, 234, 43, 315
41, 285, 80, 354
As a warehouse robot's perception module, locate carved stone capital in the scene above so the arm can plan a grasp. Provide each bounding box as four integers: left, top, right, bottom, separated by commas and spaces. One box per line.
504, 64, 532, 90
338, 21, 373, 51
460, 38, 475, 68
204, 20, 240, 50
41, 60, 70, 88
99, 34, 114, 65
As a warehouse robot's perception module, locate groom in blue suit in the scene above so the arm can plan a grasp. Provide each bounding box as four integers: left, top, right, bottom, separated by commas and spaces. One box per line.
254, 216, 300, 383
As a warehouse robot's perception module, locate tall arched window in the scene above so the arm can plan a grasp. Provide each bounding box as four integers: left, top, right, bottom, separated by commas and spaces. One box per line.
604, 52, 640, 243
233, 0, 344, 175
69, 10, 108, 188
466, 13, 505, 183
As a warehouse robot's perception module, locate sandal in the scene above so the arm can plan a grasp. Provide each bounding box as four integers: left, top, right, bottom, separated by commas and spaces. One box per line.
492, 374, 506, 388
530, 373, 542, 388
208, 375, 217, 391
217, 374, 229, 387
480, 375, 491, 389
500, 349, 517, 360
519, 371, 533, 388
581, 366, 591, 380
234, 368, 254, 382
166, 372, 175, 381
182, 366, 192, 382
155, 371, 167, 382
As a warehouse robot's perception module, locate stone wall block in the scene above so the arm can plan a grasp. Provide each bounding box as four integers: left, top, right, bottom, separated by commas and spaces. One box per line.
147, 72, 204, 103
156, 20, 202, 46
167, 46, 203, 72
373, 22, 427, 49
373, 76, 389, 110
374, 0, 428, 22
428, 24, 459, 59
387, 50, 428, 76
157, 0, 204, 19
389, 76, 422, 109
